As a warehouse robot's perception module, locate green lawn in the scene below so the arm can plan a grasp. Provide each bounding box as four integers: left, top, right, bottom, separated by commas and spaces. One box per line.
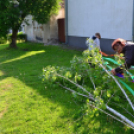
0, 42, 133, 134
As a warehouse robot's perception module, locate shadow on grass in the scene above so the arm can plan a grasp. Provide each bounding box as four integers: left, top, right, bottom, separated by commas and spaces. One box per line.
0, 42, 133, 134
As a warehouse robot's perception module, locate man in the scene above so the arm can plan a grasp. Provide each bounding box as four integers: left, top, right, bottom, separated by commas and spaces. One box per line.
111, 38, 134, 75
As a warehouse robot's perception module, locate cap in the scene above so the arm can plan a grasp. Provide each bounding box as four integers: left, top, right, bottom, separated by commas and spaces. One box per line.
112, 38, 126, 50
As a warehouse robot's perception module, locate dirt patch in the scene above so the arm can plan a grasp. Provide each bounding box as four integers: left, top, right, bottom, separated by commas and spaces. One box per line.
0, 108, 7, 119
1, 83, 13, 91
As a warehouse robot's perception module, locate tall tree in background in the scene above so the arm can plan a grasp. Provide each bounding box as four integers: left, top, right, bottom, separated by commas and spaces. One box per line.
0, 0, 62, 48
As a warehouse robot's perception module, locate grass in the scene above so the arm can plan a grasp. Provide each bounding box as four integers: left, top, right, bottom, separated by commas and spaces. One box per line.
0, 42, 133, 134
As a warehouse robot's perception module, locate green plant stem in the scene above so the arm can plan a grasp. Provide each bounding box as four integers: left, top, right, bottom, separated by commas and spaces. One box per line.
89, 101, 134, 130
58, 83, 95, 101
56, 73, 93, 98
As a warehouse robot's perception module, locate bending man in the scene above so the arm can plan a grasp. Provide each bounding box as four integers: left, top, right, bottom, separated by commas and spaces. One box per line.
111, 38, 134, 75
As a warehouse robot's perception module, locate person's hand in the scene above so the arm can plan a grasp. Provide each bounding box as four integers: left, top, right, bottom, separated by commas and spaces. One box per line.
111, 69, 116, 75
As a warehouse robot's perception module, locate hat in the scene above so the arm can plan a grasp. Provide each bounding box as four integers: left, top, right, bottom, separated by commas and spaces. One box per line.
112, 38, 126, 50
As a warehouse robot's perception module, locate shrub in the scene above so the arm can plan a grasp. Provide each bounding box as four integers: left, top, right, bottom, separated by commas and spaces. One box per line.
7, 32, 27, 41
17, 33, 27, 40
0, 37, 7, 44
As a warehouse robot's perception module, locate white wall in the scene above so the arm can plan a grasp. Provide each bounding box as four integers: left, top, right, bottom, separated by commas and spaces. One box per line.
68, 0, 133, 40
24, 7, 65, 43
24, 15, 35, 41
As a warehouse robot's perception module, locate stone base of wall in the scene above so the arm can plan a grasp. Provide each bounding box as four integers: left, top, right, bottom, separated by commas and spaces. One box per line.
67, 36, 116, 54
44, 38, 59, 46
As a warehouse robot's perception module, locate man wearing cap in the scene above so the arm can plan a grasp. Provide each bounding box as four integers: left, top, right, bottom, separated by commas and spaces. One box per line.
111, 38, 134, 75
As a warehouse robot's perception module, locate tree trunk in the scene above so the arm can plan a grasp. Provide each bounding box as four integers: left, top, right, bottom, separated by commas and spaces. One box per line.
10, 29, 18, 48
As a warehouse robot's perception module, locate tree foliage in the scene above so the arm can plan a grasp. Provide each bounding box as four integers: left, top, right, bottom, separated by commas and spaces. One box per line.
42, 48, 134, 130
0, 0, 62, 47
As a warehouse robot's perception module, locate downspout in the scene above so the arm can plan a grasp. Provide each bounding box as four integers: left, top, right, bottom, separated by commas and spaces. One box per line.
132, 0, 134, 41
65, 0, 68, 44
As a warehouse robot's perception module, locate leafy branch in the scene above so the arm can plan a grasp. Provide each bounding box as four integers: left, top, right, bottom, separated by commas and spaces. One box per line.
42, 48, 134, 130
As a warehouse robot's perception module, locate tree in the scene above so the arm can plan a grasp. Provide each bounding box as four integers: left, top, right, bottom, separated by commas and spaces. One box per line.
42, 48, 134, 130
0, 0, 62, 48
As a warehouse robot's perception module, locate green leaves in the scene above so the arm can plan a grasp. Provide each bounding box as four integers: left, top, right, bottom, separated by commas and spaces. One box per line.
42, 48, 134, 130
114, 54, 124, 65
72, 92, 77, 98
75, 73, 81, 82
43, 66, 57, 82
107, 90, 111, 98
94, 121, 100, 128
94, 90, 100, 96
114, 96, 120, 102
0, 0, 62, 38
65, 71, 72, 78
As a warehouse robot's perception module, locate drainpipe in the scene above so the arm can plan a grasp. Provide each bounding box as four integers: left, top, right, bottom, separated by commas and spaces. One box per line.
65, 0, 68, 44
132, 0, 134, 41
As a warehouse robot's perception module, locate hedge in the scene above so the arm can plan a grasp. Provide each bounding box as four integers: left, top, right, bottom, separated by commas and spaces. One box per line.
7, 32, 27, 41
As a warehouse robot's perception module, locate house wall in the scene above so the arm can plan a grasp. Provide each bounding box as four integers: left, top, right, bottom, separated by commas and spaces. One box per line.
67, 0, 133, 53
24, 7, 65, 44
24, 15, 34, 41
50, 8, 65, 39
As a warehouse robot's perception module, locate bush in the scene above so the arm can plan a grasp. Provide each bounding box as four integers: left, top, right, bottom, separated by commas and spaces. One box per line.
0, 37, 7, 44
17, 33, 27, 40
7, 32, 27, 41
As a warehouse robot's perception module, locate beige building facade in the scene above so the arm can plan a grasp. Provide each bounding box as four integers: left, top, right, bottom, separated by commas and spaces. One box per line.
23, 3, 65, 44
